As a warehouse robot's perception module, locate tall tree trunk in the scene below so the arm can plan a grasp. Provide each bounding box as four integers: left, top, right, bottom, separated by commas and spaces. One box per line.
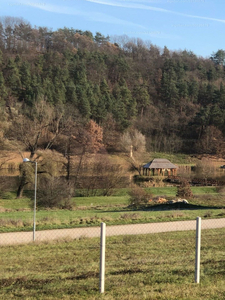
74, 147, 85, 188
16, 170, 28, 198
66, 143, 71, 181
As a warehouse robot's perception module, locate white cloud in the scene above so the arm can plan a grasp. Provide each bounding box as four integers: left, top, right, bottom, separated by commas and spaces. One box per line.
180, 14, 225, 24
86, 0, 225, 24
15, 0, 146, 28
86, 0, 170, 12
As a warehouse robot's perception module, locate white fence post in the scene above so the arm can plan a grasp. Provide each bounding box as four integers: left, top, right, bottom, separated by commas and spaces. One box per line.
195, 216, 201, 283
100, 222, 106, 293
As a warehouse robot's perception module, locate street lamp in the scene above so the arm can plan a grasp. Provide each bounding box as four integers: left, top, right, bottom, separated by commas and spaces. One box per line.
23, 158, 37, 241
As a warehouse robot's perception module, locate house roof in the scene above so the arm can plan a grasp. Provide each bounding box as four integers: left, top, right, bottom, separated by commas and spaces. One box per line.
143, 158, 178, 169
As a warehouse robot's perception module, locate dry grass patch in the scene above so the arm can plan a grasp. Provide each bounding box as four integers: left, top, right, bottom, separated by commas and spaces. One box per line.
38, 216, 62, 225
0, 218, 30, 228
165, 212, 185, 219
120, 213, 141, 220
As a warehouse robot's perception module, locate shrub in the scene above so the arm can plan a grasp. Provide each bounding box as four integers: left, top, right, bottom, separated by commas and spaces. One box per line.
176, 179, 193, 199
128, 185, 152, 208
216, 186, 225, 194
37, 177, 73, 209
1, 192, 14, 199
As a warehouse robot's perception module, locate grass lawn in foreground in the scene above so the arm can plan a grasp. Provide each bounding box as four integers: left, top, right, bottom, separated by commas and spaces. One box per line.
0, 228, 225, 299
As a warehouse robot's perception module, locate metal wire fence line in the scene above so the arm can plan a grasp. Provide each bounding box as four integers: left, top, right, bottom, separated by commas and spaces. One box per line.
0, 218, 225, 246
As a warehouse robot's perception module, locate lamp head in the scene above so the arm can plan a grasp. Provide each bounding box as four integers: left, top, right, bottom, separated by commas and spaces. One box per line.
23, 158, 30, 162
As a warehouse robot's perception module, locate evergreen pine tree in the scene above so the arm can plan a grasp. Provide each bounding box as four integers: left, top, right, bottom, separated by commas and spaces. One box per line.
76, 85, 91, 118
66, 80, 78, 105
100, 79, 112, 111
188, 80, 199, 103
133, 84, 150, 118
0, 71, 6, 102
4, 58, 21, 96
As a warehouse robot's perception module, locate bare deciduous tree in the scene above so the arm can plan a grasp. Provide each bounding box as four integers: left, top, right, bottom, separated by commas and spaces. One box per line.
120, 128, 146, 153
7, 100, 55, 158
78, 155, 127, 196
73, 120, 103, 186
16, 149, 66, 198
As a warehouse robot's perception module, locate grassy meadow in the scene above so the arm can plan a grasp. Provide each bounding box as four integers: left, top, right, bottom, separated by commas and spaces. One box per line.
0, 186, 225, 232
0, 168, 225, 299
0, 228, 225, 299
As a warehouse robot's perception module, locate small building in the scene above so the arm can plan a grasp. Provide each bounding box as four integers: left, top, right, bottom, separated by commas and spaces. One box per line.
142, 158, 178, 176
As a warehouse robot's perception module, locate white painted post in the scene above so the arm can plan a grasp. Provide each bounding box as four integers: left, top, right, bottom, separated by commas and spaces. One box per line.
100, 222, 106, 293
195, 217, 201, 283
33, 161, 37, 241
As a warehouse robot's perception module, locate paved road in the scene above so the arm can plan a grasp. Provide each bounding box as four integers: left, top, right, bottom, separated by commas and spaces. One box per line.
0, 218, 225, 246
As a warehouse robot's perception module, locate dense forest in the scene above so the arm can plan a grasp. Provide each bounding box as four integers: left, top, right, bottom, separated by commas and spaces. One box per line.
1, 16, 225, 157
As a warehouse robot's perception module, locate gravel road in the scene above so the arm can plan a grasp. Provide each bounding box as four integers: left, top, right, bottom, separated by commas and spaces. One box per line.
0, 218, 225, 246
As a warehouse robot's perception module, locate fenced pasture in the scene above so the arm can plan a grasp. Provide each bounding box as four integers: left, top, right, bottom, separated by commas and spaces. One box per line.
0, 185, 225, 299
0, 227, 225, 299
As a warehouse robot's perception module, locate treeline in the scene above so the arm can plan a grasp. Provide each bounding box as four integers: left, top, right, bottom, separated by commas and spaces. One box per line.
1, 16, 225, 155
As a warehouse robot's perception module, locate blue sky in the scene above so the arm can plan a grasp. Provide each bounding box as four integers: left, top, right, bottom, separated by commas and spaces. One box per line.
1, 0, 224, 57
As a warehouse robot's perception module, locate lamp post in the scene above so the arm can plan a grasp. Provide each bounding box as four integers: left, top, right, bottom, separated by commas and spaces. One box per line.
23, 158, 37, 241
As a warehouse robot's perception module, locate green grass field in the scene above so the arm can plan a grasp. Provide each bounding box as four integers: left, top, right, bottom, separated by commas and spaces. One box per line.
0, 228, 225, 299
0, 187, 224, 232
0, 186, 225, 299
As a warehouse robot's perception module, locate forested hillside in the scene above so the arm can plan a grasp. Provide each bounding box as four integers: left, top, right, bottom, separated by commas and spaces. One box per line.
1, 16, 225, 156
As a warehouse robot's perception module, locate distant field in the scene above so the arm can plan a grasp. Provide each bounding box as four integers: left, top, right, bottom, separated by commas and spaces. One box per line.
0, 186, 224, 232
0, 228, 225, 299
149, 152, 195, 164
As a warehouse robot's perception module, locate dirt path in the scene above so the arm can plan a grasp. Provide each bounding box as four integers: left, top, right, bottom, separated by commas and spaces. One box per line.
0, 218, 225, 246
